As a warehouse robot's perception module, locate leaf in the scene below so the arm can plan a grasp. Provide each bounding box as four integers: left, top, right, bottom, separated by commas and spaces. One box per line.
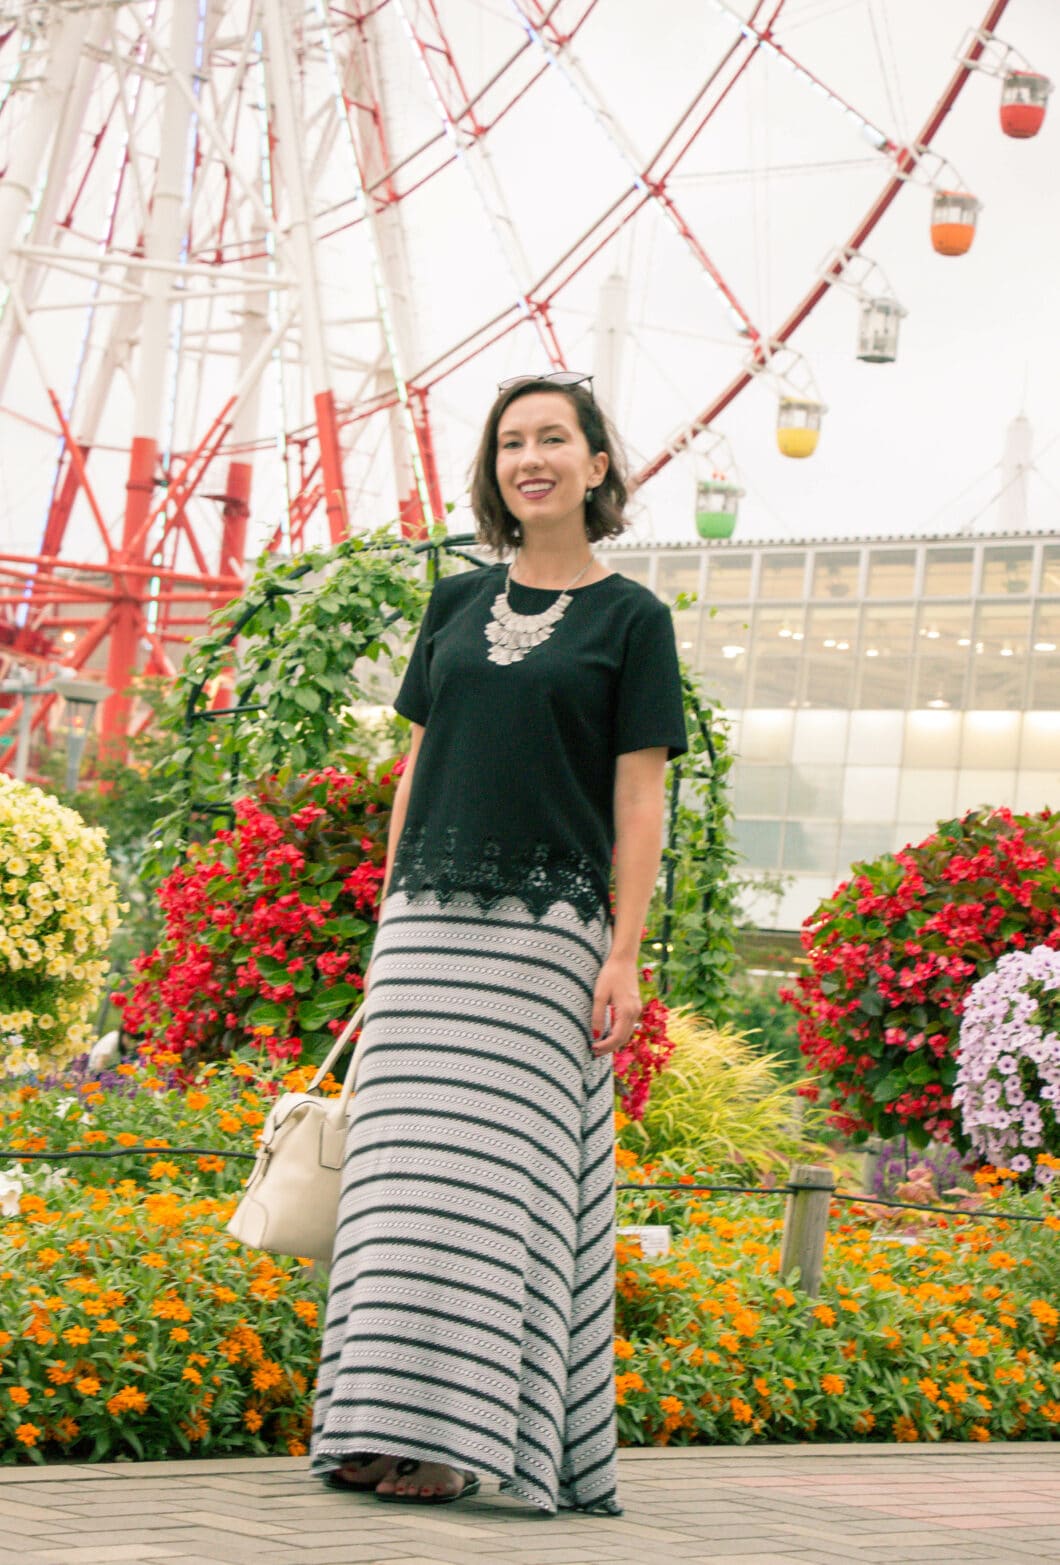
245, 999, 289, 1027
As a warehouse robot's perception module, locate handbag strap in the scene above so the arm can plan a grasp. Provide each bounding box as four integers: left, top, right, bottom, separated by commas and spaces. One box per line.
303, 1001, 367, 1100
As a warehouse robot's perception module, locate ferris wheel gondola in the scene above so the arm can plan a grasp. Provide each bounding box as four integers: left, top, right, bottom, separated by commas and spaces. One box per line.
0, 0, 1049, 754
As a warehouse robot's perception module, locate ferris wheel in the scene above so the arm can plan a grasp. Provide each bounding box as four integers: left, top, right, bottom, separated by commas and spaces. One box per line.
0, 0, 1051, 751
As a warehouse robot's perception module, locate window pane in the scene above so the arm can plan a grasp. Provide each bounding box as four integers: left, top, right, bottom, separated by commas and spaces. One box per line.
732, 819, 783, 870
759, 552, 806, 599
1031, 602, 1060, 708
788, 765, 843, 817
913, 603, 972, 708
866, 548, 916, 598
707, 554, 752, 601
1042, 544, 1060, 597
811, 550, 860, 601
747, 607, 804, 706
922, 546, 974, 597
913, 657, 967, 709
982, 544, 1033, 596
611, 552, 650, 587
782, 821, 838, 875
733, 764, 788, 815
804, 608, 856, 708
657, 554, 701, 604
838, 823, 894, 870
671, 607, 701, 670
971, 603, 1032, 708
858, 605, 913, 708
700, 605, 750, 707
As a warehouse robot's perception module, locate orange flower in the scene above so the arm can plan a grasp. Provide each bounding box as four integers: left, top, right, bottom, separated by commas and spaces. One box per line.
893, 1414, 918, 1442
730, 1397, 753, 1424
106, 1387, 148, 1416
852, 1410, 875, 1434
15, 1423, 41, 1447
287, 1438, 308, 1457
968, 1423, 991, 1442
185, 1091, 209, 1111
62, 1326, 91, 1347
251, 1361, 284, 1393
811, 1304, 836, 1327
7, 1386, 30, 1406
1030, 1299, 1060, 1330
614, 1338, 635, 1361
75, 1377, 101, 1397
244, 1408, 264, 1432
169, 1327, 190, 1343
820, 1374, 845, 1396
918, 1378, 940, 1403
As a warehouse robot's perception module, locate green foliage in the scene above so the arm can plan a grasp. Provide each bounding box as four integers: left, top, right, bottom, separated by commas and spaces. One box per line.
618, 1009, 825, 1175
730, 980, 804, 1081
614, 1165, 1060, 1445
35, 680, 174, 991
652, 672, 740, 1021
144, 530, 428, 884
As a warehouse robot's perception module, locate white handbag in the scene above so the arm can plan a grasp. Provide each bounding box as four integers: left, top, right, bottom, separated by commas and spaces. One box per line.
226, 1003, 367, 1263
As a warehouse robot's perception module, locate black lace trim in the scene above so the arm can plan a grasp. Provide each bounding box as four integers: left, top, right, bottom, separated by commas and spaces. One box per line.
390, 825, 608, 924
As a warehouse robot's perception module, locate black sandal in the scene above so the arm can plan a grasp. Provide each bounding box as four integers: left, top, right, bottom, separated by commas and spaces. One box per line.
323, 1454, 391, 1493
374, 1457, 480, 1506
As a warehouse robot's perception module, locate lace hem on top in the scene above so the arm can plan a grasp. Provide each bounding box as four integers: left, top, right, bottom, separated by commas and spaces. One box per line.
390, 825, 608, 924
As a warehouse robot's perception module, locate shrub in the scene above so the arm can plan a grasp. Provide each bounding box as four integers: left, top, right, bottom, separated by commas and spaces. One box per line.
119, 765, 399, 1072
784, 807, 1060, 1148
0, 1161, 325, 1462
617, 1009, 824, 1176
954, 945, 1060, 1183
614, 1157, 1060, 1445
0, 777, 121, 1076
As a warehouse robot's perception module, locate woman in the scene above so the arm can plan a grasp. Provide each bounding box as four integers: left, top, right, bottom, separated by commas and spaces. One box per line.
309, 372, 687, 1514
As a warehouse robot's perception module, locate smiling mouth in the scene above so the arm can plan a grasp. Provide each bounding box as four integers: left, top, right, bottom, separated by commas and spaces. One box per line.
518, 482, 555, 497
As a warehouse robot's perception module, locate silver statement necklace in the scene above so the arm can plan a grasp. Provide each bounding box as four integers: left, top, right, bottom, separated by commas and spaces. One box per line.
485, 553, 594, 666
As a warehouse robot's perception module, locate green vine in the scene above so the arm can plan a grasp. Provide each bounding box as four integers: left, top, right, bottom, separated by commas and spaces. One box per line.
651, 669, 739, 1023
143, 528, 428, 883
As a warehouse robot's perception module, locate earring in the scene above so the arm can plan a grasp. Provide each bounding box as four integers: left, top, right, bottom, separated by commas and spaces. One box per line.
585, 487, 596, 503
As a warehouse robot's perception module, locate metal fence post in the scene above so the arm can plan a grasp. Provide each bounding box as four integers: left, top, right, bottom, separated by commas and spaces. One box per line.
779, 1163, 835, 1297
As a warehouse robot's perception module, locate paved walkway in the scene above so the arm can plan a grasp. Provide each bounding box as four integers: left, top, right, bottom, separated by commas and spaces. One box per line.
1, 1444, 1058, 1565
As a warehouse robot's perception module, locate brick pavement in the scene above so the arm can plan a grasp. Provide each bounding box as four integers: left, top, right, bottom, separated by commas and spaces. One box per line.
0, 1443, 1058, 1565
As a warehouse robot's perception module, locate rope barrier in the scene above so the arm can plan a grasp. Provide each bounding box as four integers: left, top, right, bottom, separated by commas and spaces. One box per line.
1, 1152, 1051, 1224
616, 1180, 1053, 1224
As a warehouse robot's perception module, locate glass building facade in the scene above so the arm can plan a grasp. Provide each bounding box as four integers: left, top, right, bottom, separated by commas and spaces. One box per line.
598, 533, 1060, 932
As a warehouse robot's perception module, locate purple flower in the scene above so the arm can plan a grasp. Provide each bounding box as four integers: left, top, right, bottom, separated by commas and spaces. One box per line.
955, 944, 1060, 1182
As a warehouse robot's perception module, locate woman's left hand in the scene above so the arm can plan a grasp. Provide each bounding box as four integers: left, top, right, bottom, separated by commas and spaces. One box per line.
590, 955, 642, 1057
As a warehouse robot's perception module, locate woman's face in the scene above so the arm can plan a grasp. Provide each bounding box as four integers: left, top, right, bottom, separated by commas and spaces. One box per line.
494, 392, 608, 536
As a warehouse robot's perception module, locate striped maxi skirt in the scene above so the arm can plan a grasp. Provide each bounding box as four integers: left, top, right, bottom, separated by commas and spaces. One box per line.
309, 888, 622, 1515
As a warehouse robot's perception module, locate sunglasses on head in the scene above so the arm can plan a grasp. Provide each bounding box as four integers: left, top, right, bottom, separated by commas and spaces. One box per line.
497, 371, 594, 397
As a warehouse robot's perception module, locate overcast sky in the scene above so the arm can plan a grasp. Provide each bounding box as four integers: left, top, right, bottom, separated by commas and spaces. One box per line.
2, 0, 1058, 561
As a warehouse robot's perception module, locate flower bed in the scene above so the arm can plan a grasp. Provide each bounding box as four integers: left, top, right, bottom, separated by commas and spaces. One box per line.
613, 1158, 1060, 1445
2, 1061, 1058, 1461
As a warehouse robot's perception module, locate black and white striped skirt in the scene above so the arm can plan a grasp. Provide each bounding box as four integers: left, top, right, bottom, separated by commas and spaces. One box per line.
309, 889, 621, 1515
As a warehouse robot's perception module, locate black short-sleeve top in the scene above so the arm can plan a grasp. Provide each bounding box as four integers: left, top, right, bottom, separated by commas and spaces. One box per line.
390, 563, 688, 922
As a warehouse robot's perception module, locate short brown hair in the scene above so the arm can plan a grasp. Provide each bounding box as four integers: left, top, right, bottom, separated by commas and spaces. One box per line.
469, 380, 629, 553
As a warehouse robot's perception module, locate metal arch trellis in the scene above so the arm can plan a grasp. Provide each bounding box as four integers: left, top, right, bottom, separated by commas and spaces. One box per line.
176, 532, 725, 982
